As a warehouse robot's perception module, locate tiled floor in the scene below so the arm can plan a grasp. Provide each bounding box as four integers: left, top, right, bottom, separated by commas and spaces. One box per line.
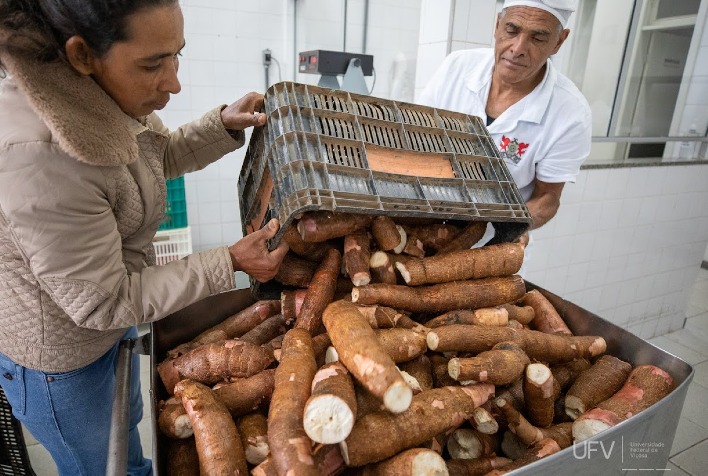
22, 267, 708, 475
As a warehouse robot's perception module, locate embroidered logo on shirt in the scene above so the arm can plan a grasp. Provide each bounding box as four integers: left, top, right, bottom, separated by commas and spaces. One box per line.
499, 136, 529, 164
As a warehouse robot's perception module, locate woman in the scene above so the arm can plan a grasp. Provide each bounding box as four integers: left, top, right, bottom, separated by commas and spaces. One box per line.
0, 1, 288, 474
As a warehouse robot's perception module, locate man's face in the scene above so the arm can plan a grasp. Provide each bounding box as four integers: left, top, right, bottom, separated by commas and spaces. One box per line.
493, 7, 569, 86
89, 4, 185, 118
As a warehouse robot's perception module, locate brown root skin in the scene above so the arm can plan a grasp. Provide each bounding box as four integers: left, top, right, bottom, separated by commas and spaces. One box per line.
495, 396, 570, 448
404, 223, 461, 252
523, 363, 556, 428
361, 448, 448, 476
344, 230, 372, 286
448, 341, 529, 385
426, 324, 606, 363
565, 354, 633, 420
304, 361, 358, 444
371, 216, 404, 251
401, 234, 425, 258
352, 275, 526, 314
341, 384, 495, 466
550, 358, 592, 392
282, 225, 332, 262
295, 247, 342, 334
425, 307, 508, 328
430, 353, 458, 388
167, 300, 280, 358
252, 445, 344, 476
166, 438, 200, 476
397, 243, 524, 286
312, 332, 332, 368
281, 288, 307, 325
297, 211, 372, 242
174, 379, 248, 476
435, 221, 488, 255
355, 305, 409, 329
499, 303, 535, 325
238, 313, 286, 346
237, 412, 269, 465
486, 437, 561, 475
268, 328, 319, 476
522, 290, 572, 336
572, 365, 674, 442
446, 456, 512, 476
160, 340, 274, 394
158, 397, 193, 439
374, 328, 428, 363
369, 251, 398, 285
323, 300, 412, 414
274, 253, 317, 287
212, 369, 275, 417
398, 355, 434, 392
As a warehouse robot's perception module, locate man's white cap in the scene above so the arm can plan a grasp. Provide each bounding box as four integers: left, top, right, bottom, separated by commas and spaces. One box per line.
502, 0, 577, 28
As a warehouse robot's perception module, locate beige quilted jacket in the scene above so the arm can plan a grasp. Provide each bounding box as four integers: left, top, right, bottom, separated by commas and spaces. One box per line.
0, 52, 243, 372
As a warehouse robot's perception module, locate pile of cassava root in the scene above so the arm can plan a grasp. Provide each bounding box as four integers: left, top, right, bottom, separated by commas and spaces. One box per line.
156, 211, 675, 475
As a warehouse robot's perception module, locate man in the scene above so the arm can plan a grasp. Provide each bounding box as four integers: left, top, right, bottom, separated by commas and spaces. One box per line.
418, 0, 591, 250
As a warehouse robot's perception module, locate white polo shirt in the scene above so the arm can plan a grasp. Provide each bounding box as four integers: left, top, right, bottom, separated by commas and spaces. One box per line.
418, 48, 592, 202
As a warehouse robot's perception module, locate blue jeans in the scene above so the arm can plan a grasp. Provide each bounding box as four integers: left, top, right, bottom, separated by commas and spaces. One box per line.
0, 327, 152, 476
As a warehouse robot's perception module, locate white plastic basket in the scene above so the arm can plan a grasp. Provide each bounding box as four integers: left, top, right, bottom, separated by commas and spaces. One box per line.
152, 226, 192, 265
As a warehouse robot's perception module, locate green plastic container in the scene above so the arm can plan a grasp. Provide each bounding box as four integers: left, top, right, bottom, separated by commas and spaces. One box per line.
159, 177, 188, 230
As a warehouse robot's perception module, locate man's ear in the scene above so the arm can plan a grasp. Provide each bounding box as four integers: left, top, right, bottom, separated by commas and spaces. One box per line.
552, 28, 570, 55
65, 35, 95, 75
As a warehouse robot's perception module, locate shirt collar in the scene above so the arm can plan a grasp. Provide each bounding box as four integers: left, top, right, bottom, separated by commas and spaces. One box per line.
464, 54, 558, 127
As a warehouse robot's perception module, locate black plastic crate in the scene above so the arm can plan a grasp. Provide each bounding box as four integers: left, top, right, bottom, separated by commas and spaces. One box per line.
0, 386, 35, 476
239, 81, 531, 298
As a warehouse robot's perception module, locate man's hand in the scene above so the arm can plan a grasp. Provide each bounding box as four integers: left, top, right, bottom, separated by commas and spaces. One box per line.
220, 91, 267, 131
229, 219, 289, 282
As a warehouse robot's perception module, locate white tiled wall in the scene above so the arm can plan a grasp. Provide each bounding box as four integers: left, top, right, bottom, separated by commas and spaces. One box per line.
414, 0, 499, 100
159, 0, 421, 256
525, 164, 708, 339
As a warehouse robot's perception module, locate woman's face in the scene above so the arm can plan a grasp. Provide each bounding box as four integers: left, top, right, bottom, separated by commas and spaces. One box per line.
89, 4, 184, 118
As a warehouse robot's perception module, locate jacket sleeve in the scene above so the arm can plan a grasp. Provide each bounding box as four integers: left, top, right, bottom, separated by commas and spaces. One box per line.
151, 106, 246, 179
0, 140, 235, 331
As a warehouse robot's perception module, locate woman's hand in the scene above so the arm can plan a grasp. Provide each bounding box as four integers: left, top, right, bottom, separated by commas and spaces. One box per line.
229, 218, 289, 282
220, 91, 267, 131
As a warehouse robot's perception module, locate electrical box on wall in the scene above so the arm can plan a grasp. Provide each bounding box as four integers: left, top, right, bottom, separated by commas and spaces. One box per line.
298, 50, 373, 76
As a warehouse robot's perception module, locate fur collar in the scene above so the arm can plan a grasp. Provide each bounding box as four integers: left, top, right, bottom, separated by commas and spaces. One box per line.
1, 51, 147, 166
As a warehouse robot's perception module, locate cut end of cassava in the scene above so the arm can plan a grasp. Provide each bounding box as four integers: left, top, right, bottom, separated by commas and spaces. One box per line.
447, 428, 483, 459
589, 337, 607, 356
244, 438, 269, 465
393, 225, 407, 254
564, 395, 585, 420
383, 380, 413, 413
426, 332, 440, 351
325, 346, 339, 364
526, 362, 552, 385
398, 369, 423, 394
351, 288, 360, 303
572, 418, 611, 442
410, 450, 448, 475
172, 414, 194, 439
339, 441, 351, 466
448, 358, 461, 380
303, 395, 355, 444
351, 272, 371, 287
369, 251, 390, 268
395, 262, 412, 284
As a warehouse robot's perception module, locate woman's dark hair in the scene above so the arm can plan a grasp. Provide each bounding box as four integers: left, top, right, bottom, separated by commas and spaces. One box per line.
0, 0, 176, 70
